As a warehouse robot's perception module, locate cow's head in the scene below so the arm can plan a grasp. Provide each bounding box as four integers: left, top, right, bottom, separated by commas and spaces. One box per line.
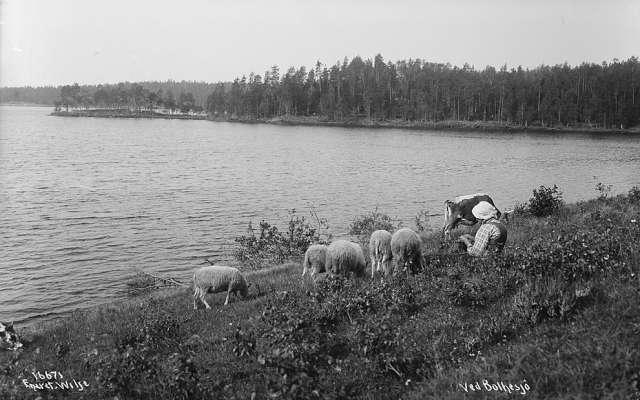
443, 200, 463, 238
0, 321, 23, 351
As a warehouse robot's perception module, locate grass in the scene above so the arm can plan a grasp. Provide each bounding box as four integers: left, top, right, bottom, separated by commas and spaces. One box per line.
1, 192, 640, 399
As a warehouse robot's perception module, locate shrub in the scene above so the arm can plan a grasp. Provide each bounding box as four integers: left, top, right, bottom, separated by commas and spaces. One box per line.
413, 209, 433, 232
595, 182, 613, 199
349, 208, 400, 246
513, 201, 528, 215
510, 275, 600, 325
232, 326, 256, 357
233, 209, 328, 268
528, 185, 564, 217
447, 273, 515, 309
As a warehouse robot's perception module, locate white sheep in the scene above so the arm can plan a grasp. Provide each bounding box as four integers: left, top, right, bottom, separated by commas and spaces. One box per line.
192, 266, 248, 309
390, 228, 423, 272
369, 230, 393, 277
325, 240, 366, 277
302, 244, 328, 277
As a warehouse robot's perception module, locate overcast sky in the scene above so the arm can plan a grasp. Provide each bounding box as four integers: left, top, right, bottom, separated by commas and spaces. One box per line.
1, 0, 639, 87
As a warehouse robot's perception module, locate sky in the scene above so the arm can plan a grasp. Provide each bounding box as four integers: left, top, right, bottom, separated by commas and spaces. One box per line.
1, 0, 639, 87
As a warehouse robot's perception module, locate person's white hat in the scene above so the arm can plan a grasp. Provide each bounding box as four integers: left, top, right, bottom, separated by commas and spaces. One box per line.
472, 201, 498, 220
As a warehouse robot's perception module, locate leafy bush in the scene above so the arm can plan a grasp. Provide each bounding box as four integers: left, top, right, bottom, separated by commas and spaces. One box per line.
513, 201, 528, 215
510, 275, 600, 325
234, 209, 329, 268
232, 326, 256, 357
595, 182, 613, 199
413, 209, 433, 232
447, 273, 516, 309
528, 184, 564, 217
349, 208, 400, 245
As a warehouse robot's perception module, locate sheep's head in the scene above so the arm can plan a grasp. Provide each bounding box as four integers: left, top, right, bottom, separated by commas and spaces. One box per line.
0, 321, 23, 351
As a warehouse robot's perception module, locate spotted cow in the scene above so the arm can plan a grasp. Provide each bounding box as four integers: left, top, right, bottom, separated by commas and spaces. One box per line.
443, 193, 501, 238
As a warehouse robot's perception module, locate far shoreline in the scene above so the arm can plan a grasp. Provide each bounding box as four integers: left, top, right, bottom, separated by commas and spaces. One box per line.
50, 109, 640, 135
1, 102, 53, 107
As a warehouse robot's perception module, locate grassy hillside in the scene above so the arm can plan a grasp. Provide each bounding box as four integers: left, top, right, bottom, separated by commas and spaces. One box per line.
1, 190, 639, 399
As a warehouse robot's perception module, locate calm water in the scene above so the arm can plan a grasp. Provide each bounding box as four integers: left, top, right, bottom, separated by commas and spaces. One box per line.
1, 105, 639, 325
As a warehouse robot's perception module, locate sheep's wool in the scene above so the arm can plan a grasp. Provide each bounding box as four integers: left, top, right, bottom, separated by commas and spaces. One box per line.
303, 245, 328, 276
369, 230, 392, 258
369, 230, 393, 276
391, 228, 423, 269
326, 240, 366, 276
193, 266, 248, 296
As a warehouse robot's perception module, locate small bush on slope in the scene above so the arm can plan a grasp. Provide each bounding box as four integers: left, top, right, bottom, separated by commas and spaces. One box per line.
349, 208, 401, 247
234, 209, 329, 268
528, 184, 564, 217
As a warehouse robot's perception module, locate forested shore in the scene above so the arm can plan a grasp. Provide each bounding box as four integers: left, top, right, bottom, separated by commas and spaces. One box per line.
51, 110, 636, 134
50, 109, 208, 120
205, 55, 640, 131
208, 114, 637, 134
7, 55, 640, 132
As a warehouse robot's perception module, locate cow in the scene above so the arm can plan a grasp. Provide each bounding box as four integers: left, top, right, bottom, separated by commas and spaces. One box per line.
443, 193, 501, 239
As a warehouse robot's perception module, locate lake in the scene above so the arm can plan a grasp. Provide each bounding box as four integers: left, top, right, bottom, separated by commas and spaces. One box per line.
1, 105, 639, 325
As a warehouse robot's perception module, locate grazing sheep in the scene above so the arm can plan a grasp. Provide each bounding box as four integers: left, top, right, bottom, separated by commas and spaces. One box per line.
391, 228, 423, 272
193, 266, 248, 309
369, 230, 393, 277
0, 321, 22, 351
325, 240, 366, 277
302, 244, 328, 277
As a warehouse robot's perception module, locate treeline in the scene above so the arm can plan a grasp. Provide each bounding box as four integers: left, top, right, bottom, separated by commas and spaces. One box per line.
55, 82, 206, 113
1, 81, 218, 109
206, 55, 640, 129
0, 86, 60, 105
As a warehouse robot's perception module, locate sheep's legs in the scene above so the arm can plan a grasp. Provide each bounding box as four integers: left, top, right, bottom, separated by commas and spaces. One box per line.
202, 296, 211, 309
194, 295, 211, 310
193, 288, 212, 309
371, 258, 376, 278
224, 289, 231, 306
382, 255, 390, 277
193, 290, 203, 310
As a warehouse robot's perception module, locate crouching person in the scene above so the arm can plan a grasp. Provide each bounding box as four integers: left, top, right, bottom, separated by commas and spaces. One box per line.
458, 201, 507, 257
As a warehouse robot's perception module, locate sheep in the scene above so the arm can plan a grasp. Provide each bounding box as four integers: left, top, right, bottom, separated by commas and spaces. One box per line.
192, 266, 248, 309
325, 240, 366, 277
369, 230, 393, 277
391, 228, 423, 273
302, 244, 328, 277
